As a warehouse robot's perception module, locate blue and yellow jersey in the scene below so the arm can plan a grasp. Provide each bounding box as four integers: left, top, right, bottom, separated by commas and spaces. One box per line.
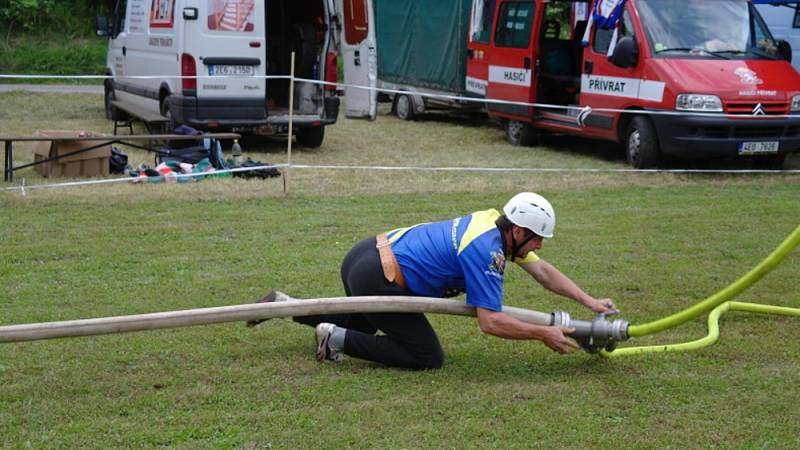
387, 209, 539, 311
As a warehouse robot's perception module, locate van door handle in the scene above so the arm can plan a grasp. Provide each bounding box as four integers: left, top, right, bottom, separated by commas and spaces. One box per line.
524, 57, 531, 69
354, 50, 361, 67
123, 46, 127, 56
584, 60, 593, 75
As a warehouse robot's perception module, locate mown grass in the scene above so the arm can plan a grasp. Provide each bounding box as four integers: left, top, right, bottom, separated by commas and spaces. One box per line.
0, 92, 799, 448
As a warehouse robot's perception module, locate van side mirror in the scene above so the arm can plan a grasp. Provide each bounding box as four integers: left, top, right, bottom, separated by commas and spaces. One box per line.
610, 36, 639, 69
96, 15, 109, 37
778, 39, 792, 63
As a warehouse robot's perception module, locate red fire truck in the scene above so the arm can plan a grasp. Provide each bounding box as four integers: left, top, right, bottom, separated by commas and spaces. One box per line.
349, 0, 800, 168
470, 0, 800, 168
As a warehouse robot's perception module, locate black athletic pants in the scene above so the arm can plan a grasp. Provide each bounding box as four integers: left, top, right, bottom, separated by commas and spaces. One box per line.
293, 236, 445, 369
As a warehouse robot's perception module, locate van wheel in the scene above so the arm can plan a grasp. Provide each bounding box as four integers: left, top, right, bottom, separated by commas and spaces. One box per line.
626, 116, 660, 169
296, 126, 325, 148
394, 94, 416, 121
105, 86, 128, 121
505, 120, 536, 146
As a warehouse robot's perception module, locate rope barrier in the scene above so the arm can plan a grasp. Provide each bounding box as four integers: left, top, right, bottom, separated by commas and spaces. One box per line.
2, 73, 798, 119
2, 163, 798, 193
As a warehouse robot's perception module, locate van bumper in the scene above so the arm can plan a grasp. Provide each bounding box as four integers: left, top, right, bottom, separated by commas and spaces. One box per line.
169, 95, 339, 130
649, 111, 800, 159
169, 95, 267, 129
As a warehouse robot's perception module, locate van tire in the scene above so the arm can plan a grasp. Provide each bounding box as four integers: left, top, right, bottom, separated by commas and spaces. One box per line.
626, 116, 660, 169
105, 86, 128, 121
505, 120, 537, 146
395, 94, 416, 120
296, 126, 325, 148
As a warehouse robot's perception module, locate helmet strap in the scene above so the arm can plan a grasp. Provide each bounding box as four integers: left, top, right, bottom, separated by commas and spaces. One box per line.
497, 219, 536, 261
496, 216, 515, 260
511, 229, 538, 261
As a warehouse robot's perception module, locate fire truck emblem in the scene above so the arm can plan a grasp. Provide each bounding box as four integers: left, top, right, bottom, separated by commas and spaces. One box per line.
734, 68, 763, 85
752, 104, 766, 116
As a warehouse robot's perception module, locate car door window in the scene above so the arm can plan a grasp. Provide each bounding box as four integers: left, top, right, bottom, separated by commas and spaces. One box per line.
344, 0, 369, 45
471, 0, 497, 44
113, 0, 128, 37
495, 2, 535, 48
593, 11, 635, 54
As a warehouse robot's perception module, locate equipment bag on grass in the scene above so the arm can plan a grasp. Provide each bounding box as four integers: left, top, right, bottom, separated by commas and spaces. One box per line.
158, 138, 227, 170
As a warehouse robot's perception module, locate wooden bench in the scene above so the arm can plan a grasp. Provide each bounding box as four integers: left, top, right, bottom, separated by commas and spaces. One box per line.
111, 101, 170, 135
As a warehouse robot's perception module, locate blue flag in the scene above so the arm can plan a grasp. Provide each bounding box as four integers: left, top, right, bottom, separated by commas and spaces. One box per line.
582, 0, 627, 56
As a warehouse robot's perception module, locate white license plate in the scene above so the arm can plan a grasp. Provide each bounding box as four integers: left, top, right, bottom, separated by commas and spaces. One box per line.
738, 141, 779, 155
208, 65, 255, 76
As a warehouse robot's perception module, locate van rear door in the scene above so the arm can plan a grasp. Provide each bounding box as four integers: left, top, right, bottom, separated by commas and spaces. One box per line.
338, 0, 377, 119
185, 0, 266, 107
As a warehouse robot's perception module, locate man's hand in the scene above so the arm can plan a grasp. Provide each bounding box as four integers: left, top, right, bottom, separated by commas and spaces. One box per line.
585, 298, 617, 314
542, 326, 579, 354
522, 260, 619, 315
476, 309, 579, 354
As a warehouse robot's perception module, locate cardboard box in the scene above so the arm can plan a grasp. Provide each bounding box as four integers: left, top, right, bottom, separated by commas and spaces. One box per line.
32, 131, 111, 178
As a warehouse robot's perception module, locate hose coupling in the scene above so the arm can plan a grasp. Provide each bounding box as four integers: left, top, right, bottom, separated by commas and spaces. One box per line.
551, 310, 630, 354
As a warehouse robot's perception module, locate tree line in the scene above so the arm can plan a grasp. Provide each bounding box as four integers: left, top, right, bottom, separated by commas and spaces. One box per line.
1, 0, 116, 38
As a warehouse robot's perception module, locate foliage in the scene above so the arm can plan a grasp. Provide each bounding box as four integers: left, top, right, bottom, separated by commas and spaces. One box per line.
0, 37, 106, 78
0, 0, 115, 40
0, 0, 54, 33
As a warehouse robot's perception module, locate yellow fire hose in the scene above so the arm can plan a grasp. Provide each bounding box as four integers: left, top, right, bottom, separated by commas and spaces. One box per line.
602, 224, 800, 357
602, 301, 800, 357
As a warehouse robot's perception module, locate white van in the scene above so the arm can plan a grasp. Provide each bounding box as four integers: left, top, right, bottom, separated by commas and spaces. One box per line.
96, 0, 379, 147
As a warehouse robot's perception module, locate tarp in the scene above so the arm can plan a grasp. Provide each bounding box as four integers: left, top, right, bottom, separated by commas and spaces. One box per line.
375, 0, 472, 93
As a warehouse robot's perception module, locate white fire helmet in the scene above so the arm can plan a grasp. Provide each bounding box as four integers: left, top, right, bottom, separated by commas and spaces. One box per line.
502, 192, 556, 238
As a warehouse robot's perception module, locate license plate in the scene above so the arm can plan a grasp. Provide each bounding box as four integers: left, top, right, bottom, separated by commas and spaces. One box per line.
738, 141, 779, 155
208, 65, 255, 76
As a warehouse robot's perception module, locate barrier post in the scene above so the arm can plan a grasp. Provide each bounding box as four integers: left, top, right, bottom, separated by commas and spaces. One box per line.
283, 52, 295, 194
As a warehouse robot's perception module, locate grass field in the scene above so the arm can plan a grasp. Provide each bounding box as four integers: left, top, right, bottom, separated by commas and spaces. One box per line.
1, 91, 799, 448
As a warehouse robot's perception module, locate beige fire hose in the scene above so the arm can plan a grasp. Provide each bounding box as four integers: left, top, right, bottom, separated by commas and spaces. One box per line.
0, 291, 555, 343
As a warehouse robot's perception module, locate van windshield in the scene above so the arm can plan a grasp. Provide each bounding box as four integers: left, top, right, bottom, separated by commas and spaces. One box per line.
636, 0, 779, 60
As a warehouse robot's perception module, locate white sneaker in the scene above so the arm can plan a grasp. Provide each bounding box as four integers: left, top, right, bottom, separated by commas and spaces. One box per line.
315, 323, 343, 363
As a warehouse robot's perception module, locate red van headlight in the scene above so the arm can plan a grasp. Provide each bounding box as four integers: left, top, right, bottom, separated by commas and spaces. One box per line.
676, 94, 722, 112
791, 95, 800, 112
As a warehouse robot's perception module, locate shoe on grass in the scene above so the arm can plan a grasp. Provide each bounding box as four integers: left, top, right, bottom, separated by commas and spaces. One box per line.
315, 322, 343, 363
245, 291, 281, 328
